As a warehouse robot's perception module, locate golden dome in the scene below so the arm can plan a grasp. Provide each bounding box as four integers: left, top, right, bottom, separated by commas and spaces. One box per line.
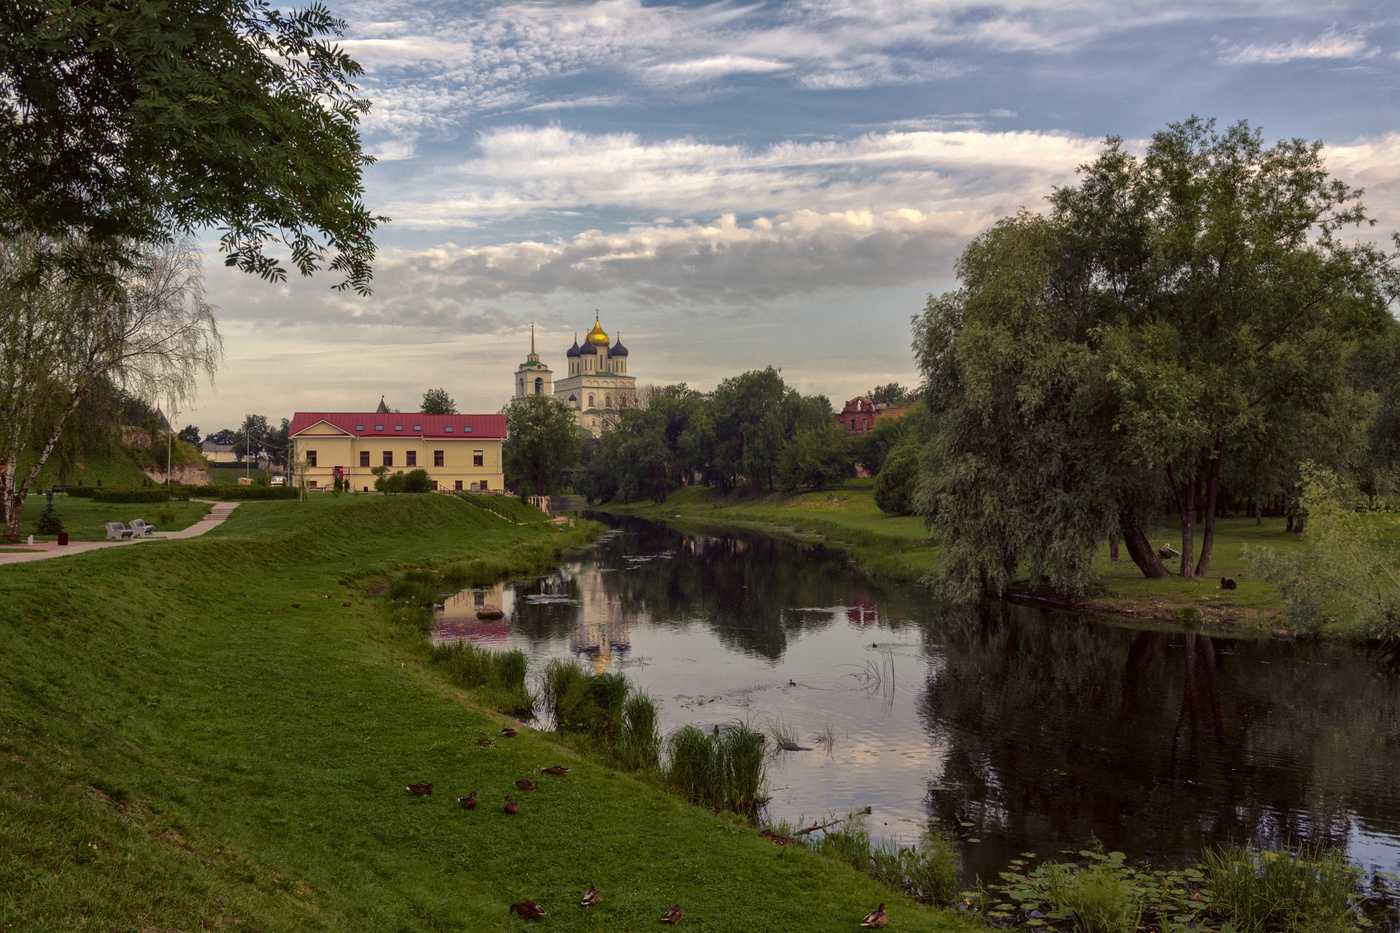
586, 312, 610, 347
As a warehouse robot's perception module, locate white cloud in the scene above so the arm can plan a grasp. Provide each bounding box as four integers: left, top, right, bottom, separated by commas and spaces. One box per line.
1226, 26, 1379, 64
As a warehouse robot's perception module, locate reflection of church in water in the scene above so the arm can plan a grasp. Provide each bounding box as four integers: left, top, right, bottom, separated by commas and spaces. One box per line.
568, 561, 632, 665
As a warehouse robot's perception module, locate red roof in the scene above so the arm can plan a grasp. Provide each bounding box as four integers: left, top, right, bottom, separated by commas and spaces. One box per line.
289, 412, 507, 440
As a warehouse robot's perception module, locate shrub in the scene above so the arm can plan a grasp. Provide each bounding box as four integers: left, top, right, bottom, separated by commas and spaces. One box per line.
403, 469, 432, 493
180, 485, 298, 500
428, 642, 532, 715
93, 487, 171, 504
874, 443, 921, 515
156, 508, 177, 525
1044, 863, 1144, 933
806, 819, 963, 906
66, 485, 95, 498
664, 722, 767, 816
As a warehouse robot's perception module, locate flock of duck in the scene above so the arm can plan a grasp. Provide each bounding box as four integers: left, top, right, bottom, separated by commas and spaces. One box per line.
405, 724, 893, 927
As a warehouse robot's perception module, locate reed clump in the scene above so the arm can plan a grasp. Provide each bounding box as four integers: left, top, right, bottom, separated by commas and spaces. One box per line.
665, 722, 767, 816
798, 817, 962, 906
1043, 863, 1143, 933
541, 659, 660, 771
1203, 844, 1361, 933
429, 642, 533, 715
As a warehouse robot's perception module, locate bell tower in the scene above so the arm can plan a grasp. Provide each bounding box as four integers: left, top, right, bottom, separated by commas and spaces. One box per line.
513, 324, 553, 401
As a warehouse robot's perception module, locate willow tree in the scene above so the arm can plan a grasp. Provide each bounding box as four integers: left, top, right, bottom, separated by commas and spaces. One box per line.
916, 118, 1398, 598
1, 238, 222, 538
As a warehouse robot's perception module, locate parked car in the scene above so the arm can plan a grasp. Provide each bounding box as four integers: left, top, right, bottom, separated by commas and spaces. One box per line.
269, 476, 286, 486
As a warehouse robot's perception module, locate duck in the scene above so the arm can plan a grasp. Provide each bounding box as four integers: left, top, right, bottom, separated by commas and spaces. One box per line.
661, 904, 684, 924
457, 792, 477, 810
541, 765, 570, 776
406, 783, 433, 796
504, 795, 519, 815
477, 737, 494, 747
508, 901, 546, 919
860, 904, 888, 928
514, 779, 538, 791
580, 885, 600, 907
501, 726, 519, 738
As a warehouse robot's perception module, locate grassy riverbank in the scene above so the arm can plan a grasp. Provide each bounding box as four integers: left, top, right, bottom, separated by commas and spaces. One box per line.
592, 480, 1400, 635
1, 493, 975, 932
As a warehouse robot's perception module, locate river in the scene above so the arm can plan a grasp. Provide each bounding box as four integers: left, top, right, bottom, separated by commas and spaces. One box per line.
431, 514, 1400, 911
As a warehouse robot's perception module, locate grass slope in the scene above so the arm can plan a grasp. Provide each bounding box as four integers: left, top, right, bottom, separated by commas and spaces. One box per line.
17, 495, 212, 541
1, 493, 973, 932
21, 447, 152, 490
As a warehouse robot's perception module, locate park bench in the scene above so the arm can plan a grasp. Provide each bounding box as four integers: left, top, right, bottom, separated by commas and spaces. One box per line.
105, 522, 135, 540
130, 519, 157, 536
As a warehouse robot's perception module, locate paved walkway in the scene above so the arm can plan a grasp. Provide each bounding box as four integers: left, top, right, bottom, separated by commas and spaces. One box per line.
0, 501, 240, 567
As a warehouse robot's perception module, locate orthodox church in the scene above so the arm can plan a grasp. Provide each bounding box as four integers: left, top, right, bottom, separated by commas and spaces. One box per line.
512, 312, 637, 436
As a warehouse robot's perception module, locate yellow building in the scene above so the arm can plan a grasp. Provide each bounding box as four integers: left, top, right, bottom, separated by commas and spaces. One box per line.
288, 411, 506, 492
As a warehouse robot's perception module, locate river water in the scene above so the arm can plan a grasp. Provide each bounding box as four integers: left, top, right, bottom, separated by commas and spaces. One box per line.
431, 514, 1400, 905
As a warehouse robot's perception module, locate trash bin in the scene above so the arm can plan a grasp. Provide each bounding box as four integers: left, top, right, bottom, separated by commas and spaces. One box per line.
57, 532, 69, 546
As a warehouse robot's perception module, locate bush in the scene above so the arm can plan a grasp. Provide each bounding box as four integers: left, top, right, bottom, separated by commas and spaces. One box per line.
665, 722, 767, 816
66, 485, 95, 498
93, 487, 171, 504
180, 485, 298, 500
428, 642, 532, 715
874, 443, 921, 515
403, 469, 432, 493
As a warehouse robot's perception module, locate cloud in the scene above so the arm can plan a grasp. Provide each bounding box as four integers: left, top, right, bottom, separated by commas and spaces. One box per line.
379, 125, 1102, 229
1225, 27, 1379, 64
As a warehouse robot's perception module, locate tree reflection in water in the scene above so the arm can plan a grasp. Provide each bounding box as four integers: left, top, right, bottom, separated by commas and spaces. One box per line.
920, 605, 1400, 882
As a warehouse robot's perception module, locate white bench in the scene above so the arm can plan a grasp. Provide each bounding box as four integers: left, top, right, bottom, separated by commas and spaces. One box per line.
130, 519, 157, 536
105, 522, 135, 540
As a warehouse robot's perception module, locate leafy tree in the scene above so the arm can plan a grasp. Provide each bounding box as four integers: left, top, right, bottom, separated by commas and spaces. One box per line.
915, 118, 1399, 598
177, 425, 201, 445
874, 444, 922, 516
867, 382, 916, 406
504, 395, 582, 498
403, 469, 432, 493
0, 237, 221, 538
421, 388, 458, 415
205, 429, 237, 447
777, 424, 852, 493
0, 0, 383, 292
232, 414, 271, 462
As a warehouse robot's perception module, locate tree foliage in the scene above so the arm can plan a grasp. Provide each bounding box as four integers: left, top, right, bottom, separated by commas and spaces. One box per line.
777, 424, 851, 493
1, 237, 221, 536
0, 0, 384, 292
914, 117, 1399, 599
504, 395, 582, 498
421, 388, 457, 415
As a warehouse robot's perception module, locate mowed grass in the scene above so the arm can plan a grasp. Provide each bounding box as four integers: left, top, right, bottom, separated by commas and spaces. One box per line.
0, 493, 974, 932
16, 494, 213, 541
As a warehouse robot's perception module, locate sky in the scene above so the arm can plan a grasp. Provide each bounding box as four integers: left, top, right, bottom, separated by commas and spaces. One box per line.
184, 0, 1400, 433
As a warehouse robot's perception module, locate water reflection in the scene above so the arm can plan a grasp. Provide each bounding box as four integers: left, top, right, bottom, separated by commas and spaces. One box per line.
430, 514, 1400, 915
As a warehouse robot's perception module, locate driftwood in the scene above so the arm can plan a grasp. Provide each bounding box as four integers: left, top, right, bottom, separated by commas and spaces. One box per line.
1157, 542, 1180, 559
793, 817, 847, 836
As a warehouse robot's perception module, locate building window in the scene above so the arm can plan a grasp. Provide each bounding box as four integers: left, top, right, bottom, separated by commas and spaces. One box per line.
394, 424, 403, 431
588, 394, 594, 407
605, 394, 612, 408
406, 450, 417, 467
434, 450, 444, 467
375, 424, 383, 431
307, 450, 317, 467
309, 480, 318, 489
360, 451, 370, 467
454, 480, 463, 491
535, 377, 543, 394
383, 451, 393, 466
355, 424, 364, 431
413, 424, 421, 431
473, 450, 484, 467
465, 426, 472, 432
480, 479, 488, 491
430, 480, 438, 491
444, 426, 453, 432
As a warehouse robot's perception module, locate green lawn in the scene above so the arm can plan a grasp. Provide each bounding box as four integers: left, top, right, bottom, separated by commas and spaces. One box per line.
1, 493, 975, 932
20, 446, 153, 489
16, 494, 212, 542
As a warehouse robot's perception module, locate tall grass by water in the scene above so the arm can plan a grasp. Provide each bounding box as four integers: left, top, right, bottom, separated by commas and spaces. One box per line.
665, 722, 767, 816
784, 816, 962, 907
1203, 844, 1361, 933
428, 641, 532, 715
541, 658, 661, 771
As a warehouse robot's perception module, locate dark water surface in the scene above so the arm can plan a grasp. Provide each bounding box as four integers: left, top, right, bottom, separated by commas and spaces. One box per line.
432, 514, 1400, 897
